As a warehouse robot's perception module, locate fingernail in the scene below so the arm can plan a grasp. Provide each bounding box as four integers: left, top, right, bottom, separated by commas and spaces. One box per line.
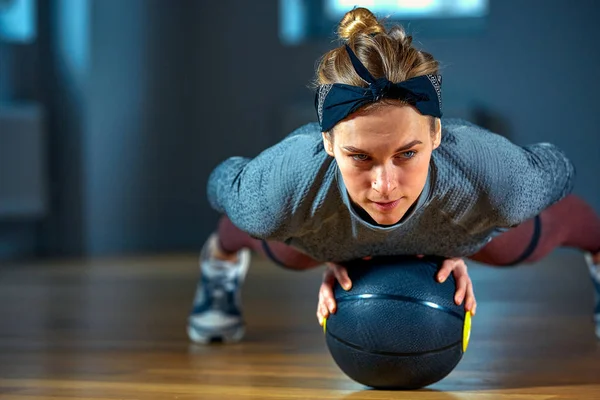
438, 275, 445, 283
343, 283, 351, 290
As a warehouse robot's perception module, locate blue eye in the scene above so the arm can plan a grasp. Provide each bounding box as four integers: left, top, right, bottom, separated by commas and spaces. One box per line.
351, 154, 370, 162
400, 151, 416, 159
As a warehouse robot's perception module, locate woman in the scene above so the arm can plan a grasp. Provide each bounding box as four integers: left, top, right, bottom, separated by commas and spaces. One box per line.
187, 8, 600, 344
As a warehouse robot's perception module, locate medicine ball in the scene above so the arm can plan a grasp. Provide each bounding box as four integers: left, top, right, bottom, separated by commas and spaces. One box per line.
324, 256, 471, 389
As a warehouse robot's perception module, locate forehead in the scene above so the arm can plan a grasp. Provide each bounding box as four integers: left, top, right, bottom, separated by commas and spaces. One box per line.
333, 105, 429, 145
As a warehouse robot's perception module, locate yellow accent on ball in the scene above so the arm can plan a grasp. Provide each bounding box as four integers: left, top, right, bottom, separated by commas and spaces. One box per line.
322, 317, 327, 334
462, 311, 472, 353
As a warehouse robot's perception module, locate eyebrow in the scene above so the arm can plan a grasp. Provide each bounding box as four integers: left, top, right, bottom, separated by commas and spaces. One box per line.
342, 140, 423, 154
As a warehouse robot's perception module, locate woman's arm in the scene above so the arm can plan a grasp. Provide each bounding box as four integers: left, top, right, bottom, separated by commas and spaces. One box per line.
493, 141, 575, 226
207, 123, 332, 240
440, 120, 576, 229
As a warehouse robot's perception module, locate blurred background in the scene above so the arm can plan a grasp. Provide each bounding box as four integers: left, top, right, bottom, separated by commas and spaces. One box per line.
1, 0, 599, 262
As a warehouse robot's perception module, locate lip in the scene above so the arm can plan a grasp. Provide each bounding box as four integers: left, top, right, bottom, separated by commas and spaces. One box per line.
371, 199, 401, 212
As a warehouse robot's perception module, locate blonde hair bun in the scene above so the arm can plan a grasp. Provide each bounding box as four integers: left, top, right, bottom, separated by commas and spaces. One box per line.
337, 7, 385, 41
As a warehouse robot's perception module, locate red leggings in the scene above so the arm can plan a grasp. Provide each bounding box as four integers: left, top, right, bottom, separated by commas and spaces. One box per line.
217, 195, 600, 270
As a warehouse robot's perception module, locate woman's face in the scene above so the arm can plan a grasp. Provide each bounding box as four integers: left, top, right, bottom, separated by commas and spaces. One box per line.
323, 105, 441, 226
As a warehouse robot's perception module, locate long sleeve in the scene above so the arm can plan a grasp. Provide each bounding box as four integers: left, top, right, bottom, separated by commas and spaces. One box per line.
491, 141, 575, 226
207, 123, 335, 240
437, 120, 576, 230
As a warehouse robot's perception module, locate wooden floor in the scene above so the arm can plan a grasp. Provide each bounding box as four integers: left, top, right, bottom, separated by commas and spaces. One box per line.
0, 250, 599, 399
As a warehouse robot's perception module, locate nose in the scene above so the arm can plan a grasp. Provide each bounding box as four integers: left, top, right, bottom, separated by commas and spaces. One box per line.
372, 163, 396, 197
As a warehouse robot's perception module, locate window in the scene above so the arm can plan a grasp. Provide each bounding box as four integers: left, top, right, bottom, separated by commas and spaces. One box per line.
279, 0, 488, 45
326, 0, 487, 19
0, 0, 36, 43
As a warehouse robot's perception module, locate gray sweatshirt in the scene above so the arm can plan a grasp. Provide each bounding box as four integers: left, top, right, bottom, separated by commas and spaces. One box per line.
208, 119, 575, 263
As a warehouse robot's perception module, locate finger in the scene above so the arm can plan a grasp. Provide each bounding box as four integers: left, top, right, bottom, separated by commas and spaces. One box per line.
465, 282, 476, 315
451, 260, 469, 304
321, 279, 336, 301
464, 282, 474, 308
437, 259, 456, 283
454, 276, 469, 305
318, 305, 329, 323
451, 259, 468, 279
318, 269, 337, 323
321, 269, 337, 311
317, 294, 329, 323
322, 267, 336, 285
320, 281, 337, 314
327, 296, 337, 314
332, 265, 352, 291
467, 299, 477, 316
317, 307, 329, 325
316, 297, 323, 324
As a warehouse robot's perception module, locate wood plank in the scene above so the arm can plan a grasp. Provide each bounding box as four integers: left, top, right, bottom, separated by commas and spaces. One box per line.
0, 379, 568, 399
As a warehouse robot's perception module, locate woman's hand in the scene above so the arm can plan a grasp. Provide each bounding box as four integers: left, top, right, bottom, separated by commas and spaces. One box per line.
436, 257, 477, 315
317, 262, 352, 326
316, 257, 476, 327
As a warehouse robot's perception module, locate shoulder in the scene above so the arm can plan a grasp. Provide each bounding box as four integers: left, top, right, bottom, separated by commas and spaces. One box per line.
263, 122, 336, 202
435, 118, 520, 171
439, 118, 507, 148
434, 118, 494, 177
282, 122, 323, 142
429, 119, 517, 227
269, 122, 330, 172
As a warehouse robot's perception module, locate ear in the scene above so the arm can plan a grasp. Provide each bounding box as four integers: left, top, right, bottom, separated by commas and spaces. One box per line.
432, 118, 442, 150
322, 132, 335, 157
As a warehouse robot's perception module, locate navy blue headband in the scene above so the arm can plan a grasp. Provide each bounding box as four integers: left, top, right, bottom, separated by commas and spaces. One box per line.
315, 44, 443, 132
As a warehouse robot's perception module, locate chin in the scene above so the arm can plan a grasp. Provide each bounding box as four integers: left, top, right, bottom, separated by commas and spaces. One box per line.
373, 216, 402, 226
364, 201, 407, 226
369, 211, 404, 226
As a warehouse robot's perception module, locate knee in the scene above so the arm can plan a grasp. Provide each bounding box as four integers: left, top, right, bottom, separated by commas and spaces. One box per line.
469, 245, 524, 267
262, 241, 321, 271
271, 252, 321, 271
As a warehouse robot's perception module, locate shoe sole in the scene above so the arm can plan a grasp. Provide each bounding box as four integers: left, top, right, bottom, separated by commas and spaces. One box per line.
187, 323, 245, 344
584, 252, 600, 340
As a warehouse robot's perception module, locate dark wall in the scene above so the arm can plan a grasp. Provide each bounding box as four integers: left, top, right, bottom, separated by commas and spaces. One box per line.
85, 0, 198, 254
37, 0, 87, 256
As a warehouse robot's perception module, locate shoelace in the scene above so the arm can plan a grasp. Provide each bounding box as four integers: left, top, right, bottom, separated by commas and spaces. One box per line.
204, 262, 239, 310
585, 253, 600, 282
589, 263, 600, 283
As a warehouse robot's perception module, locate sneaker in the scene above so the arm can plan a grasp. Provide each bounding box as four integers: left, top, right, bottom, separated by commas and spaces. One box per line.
584, 252, 600, 340
187, 234, 251, 344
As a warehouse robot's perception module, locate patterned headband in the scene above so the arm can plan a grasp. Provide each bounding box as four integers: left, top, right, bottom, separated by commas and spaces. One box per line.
315, 44, 442, 132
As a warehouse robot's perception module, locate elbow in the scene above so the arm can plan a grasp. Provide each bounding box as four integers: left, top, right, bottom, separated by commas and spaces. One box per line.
226, 207, 286, 240
492, 191, 539, 228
